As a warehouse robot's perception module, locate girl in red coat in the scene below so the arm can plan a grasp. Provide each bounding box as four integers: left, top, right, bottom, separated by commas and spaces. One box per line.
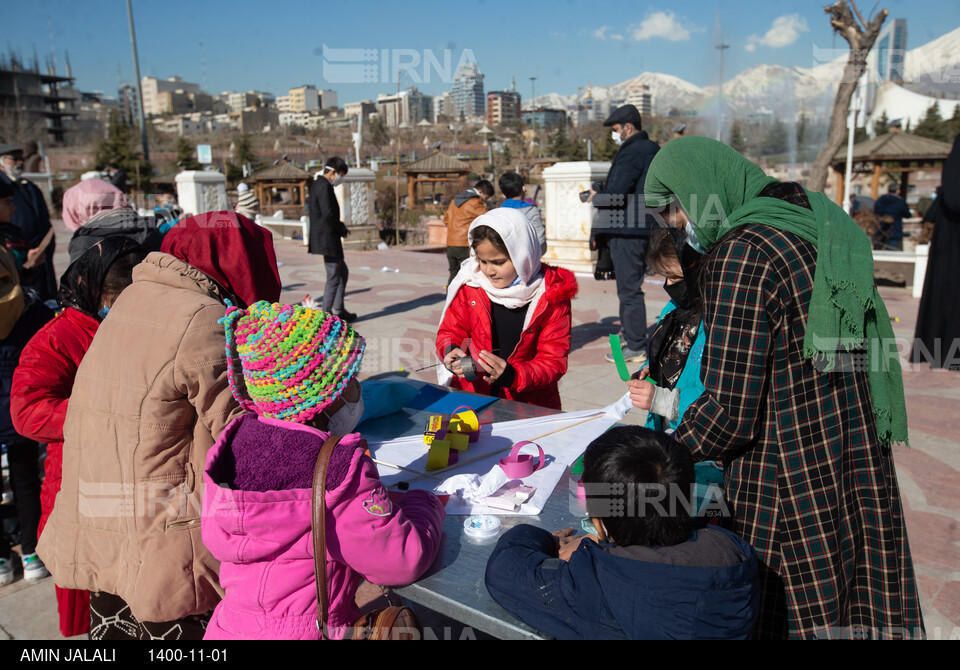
10, 237, 147, 637
436, 208, 577, 410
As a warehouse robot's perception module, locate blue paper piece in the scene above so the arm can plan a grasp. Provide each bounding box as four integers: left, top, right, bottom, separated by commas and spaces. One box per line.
405, 386, 499, 414
358, 381, 421, 424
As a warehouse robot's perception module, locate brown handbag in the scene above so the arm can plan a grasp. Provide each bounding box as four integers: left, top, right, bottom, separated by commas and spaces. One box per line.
311, 435, 422, 640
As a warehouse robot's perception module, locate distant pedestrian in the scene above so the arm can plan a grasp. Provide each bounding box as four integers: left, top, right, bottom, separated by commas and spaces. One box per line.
107, 162, 127, 193
589, 104, 660, 367
873, 182, 912, 251
499, 172, 546, 255
443, 179, 493, 286
235, 182, 260, 220
0, 144, 56, 301
308, 157, 356, 322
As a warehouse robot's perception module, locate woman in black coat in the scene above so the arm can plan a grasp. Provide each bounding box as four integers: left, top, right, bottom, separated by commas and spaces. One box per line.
911, 134, 960, 370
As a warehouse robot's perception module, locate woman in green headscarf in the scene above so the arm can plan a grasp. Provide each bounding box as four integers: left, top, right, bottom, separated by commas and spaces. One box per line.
639, 137, 921, 639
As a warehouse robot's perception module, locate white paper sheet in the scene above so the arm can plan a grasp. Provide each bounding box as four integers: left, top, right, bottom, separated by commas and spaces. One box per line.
368, 393, 633, 515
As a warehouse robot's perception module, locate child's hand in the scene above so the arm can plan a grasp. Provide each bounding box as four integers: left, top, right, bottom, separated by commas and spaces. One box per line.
478, 350, 505, 383
627, 377, 655, 410
552, 528, 598, 561
23, 246, 46, 269
443, 348, 467, 378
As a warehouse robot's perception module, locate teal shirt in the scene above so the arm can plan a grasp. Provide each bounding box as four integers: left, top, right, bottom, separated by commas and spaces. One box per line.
643, 301, 707, 432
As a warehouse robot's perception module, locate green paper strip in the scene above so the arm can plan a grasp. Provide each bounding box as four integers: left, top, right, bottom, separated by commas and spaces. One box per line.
608, 334, 632, 382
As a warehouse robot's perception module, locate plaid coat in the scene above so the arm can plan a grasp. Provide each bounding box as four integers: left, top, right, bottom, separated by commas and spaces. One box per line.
675, 224, 923, 639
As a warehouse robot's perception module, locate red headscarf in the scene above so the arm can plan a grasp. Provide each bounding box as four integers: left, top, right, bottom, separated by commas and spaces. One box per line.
160, 211, 282, 308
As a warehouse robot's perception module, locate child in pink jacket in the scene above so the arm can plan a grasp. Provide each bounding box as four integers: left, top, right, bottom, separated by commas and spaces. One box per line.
202, 301, 445, 640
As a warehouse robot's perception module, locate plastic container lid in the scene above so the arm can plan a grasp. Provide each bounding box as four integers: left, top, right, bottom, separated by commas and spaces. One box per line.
463, 514, 501, 539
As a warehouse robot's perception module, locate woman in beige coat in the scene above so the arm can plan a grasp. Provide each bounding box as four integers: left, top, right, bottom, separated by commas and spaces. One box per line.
38, 211, 282, 640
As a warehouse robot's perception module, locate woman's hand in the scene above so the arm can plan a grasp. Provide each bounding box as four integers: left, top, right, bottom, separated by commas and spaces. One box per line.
478, 350, 506, 384
627, 375, 656, 410
552, 528, 598, 561
443, 347, 467, 378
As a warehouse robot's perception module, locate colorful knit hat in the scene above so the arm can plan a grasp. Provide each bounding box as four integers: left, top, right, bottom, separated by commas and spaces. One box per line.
220, 300, 366, 423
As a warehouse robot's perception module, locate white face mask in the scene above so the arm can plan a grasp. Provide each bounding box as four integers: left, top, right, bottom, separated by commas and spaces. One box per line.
332, 176, 343, 187
326, 395, 365, 435
611, 131, 622, 146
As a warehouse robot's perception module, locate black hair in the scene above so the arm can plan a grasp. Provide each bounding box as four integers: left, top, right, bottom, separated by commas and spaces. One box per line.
474, 179, 494, 198
582, 426, 695, 547
646, 226, 685, 278
887, 182, 900, 194
325, 156, 349, 175
100, 249, 148, 300
471, 225, 509, 257
498, 172, 525, 199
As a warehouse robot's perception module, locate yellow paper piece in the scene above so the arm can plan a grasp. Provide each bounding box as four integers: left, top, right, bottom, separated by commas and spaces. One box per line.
425, 440, 451, 470
453, 410, 480, 432
446, 432, 469, 452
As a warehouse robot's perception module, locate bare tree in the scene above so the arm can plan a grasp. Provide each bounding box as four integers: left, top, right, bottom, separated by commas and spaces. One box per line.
808, 1, 887, 191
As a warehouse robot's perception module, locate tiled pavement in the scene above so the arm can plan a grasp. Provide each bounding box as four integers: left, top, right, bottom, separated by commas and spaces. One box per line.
1, 219, 957, 639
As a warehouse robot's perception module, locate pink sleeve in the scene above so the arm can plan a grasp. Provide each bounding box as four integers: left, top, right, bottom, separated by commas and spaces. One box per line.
326, 452, 445, 587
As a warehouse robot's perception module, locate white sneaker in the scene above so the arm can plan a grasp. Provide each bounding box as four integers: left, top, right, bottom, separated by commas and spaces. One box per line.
0, 556, 14, 586
21, 553, 49, 582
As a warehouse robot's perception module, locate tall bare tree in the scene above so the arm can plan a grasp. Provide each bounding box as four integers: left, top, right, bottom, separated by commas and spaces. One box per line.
808, 1, 888, 191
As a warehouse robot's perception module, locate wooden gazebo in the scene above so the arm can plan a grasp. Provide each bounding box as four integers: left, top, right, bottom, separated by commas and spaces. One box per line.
249, 159, 312, 219
831, 131, 953, 205
402, 151, 470, 207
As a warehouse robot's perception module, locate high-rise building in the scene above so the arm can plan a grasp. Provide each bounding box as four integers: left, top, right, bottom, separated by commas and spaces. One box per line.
288, 85, 320, 112
141, 76, 202, 116
626, 85, 653, 117
376, 87, 434, 127
874, 18, 908, 83
451, 62, 485, 118
521, 108, 566, 130
0, 51, 78, 144
319, 89, 338, 110
118, 83, 141, 127
486, 90, 521, 126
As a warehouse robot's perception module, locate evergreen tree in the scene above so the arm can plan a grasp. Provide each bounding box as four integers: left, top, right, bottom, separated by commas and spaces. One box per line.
94, 112, 150, 189
596, 132, 619, 161
914, 102, 945, 140
796, 113, 808, 147
873, 110, 890, 136
761, 119, 788, 156
175, 137, 202, 170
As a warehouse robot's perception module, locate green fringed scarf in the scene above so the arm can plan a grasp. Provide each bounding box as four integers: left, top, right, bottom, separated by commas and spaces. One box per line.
644, 137, 908, 446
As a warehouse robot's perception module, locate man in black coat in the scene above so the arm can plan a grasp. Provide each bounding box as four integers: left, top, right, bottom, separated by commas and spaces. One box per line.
308, 156, 355, 321
589, 105, 660, 365
0, 144, 56, 301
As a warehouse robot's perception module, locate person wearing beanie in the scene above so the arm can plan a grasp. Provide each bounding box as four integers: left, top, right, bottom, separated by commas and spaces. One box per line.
235, 182, 260, 220
38, 211, 283, 639
202, 301, 445, 640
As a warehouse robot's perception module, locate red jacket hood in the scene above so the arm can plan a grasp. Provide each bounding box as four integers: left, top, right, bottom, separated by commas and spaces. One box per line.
542, 264, 579, 307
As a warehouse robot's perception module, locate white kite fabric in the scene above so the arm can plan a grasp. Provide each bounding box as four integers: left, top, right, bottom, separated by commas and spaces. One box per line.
367, 393, 634, 516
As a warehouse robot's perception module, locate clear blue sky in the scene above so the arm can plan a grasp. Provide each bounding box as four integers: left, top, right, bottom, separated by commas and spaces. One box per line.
5, 0, 959, 102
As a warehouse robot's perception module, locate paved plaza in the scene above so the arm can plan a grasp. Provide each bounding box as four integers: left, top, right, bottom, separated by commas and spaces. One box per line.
1, 218, 957, 640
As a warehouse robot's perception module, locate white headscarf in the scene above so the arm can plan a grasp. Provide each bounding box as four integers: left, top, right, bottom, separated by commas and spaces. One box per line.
437, 208, 545, 385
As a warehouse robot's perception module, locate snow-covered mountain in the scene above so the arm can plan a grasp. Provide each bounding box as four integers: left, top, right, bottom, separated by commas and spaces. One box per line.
524, 25, 960, 120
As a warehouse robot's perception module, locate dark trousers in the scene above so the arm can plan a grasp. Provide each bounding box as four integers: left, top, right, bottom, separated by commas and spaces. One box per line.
323, 255, 349, 312
1, 440, 41, 557
608, 236, 649, 353
447, 246, 470, 285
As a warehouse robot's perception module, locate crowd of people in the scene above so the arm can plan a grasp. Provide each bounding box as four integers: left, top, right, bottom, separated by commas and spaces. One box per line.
0, 108, 952, 640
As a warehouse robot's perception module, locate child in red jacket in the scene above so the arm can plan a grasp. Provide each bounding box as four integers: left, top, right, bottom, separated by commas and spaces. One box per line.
436, 208, 577, 410
10, 238, 146, 636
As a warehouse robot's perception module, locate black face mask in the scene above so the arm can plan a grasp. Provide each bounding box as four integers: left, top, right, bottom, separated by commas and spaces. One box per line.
663, 279, 696, 310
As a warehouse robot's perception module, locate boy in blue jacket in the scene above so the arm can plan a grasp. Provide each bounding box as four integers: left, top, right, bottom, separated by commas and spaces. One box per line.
485, 426, 760, 639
